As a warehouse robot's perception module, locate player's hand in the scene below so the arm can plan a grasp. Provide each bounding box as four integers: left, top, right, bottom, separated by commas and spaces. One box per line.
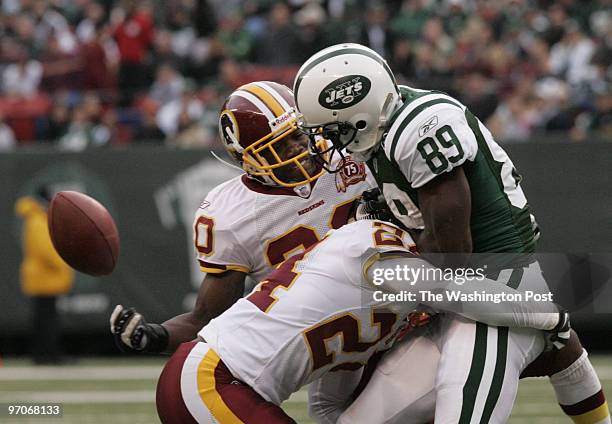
546, 308, 571, 351
353, 188, 392, 221
110, 305, 169, 353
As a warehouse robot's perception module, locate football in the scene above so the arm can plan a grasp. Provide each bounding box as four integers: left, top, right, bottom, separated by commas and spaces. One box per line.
48, 191, 120, 276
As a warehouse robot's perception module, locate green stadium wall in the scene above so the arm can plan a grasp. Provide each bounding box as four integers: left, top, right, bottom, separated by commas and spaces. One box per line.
0, 144, 611, 343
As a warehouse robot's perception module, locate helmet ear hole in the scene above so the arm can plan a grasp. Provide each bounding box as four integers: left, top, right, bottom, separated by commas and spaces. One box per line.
355, 120, 367, 130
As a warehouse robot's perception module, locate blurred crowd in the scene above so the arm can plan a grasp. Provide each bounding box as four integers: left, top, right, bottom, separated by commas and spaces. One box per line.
0, 0, 610, 151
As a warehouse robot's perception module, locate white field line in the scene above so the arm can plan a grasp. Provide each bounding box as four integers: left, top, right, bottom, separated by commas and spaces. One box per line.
0, 390, 155, 403
0, 364, 610, 408
0, 388, 571, 410
0, 389, 311, 405
0, 366, 163, 381
2, 365, 612, 382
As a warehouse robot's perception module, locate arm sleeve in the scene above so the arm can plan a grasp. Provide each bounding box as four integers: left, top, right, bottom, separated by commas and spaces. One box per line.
364, 253, 560, 331
193, 201, 251, 274
308, 368, 363, 424
393, 104, 478, 189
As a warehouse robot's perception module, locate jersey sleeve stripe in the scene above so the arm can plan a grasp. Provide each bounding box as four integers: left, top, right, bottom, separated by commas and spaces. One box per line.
386, 90, 434, 124
389, 98, 464, 165
199, 260, 250, 274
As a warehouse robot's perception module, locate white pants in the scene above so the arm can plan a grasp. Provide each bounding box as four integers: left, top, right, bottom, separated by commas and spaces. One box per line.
338, 327, 439, 424
340, 261, 550, 424
340, 315, 546, 424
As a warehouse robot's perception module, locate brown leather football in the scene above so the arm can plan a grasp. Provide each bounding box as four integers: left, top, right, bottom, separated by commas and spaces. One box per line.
48, 191, 119, 276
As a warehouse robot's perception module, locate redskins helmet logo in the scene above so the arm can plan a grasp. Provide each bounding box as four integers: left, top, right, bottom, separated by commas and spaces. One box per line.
219, 110, 240, 148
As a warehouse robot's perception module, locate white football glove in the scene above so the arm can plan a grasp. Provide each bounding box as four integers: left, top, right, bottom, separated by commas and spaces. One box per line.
530, 214, 541, 242
353, 188, 393, 221
545, 308, 571, 351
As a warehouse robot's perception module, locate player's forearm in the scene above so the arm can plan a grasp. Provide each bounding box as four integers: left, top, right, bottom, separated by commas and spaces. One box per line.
162, 312, 209, 352
418, 216, 472, 268
161, 271, 246, 352
415, 228, 439, 254
433, 228, 472, 266
417, 167, 473, 266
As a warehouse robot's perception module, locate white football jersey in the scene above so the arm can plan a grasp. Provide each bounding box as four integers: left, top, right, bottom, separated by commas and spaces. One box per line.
199, 219, 418, 405
193, 154, 376, 282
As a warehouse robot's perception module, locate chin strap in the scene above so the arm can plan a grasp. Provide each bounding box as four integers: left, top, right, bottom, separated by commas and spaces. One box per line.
372, 92, 401, 149
379, 93, 396, 125
211, 150, 281, 187
210, 151, 244, 172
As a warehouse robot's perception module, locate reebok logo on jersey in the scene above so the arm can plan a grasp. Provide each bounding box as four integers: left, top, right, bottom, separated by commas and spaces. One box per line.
318, 75, 371, 110
298, 199, 325, 216
418, 115, 439, 137
199, 200, 210, 209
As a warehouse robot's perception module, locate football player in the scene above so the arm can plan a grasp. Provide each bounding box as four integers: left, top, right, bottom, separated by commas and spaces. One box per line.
156, 218, 570, 423
110, 81, 375, 354
294, 44, 609, 424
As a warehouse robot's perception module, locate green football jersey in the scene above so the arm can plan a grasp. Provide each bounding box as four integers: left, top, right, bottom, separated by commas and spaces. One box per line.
367, 86, 536, 256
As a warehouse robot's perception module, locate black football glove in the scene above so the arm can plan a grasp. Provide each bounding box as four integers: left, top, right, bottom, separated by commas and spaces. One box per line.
546, 308, 571, 351
353, 188, 393, 222
110, 305, 169, 353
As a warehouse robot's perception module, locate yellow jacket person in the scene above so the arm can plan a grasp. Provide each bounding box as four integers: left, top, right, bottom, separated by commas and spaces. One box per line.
15, 195, 74, 297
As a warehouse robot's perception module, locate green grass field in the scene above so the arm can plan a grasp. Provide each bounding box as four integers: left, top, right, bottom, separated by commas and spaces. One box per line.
1, 356, 611, 423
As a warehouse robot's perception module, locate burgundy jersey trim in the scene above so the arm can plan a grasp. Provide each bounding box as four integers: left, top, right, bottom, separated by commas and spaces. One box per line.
198, 260, 227, 271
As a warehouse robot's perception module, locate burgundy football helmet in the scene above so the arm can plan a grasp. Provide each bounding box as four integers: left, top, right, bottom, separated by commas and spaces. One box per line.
218, 81, 327, 187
